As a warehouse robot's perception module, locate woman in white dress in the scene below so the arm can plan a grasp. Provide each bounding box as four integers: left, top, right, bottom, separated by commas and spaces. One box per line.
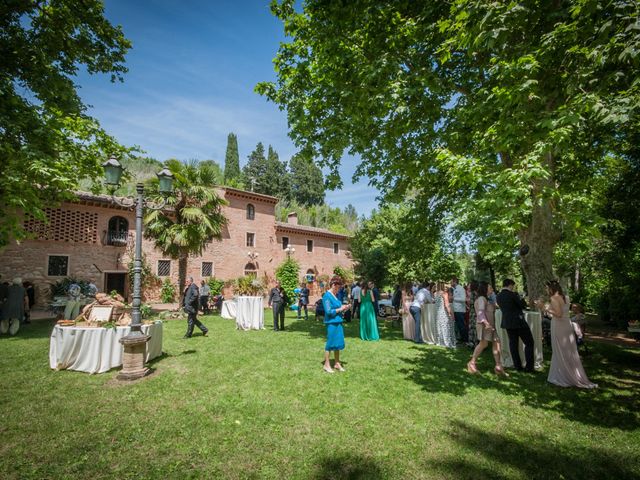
543, 281, 597, 389
435, 283, 456, 348
401, 284, 415, 341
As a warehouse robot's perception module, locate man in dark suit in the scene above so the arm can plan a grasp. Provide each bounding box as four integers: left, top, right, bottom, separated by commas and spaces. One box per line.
183, 276, 208, 338
496, 278, 534, 372
268, 281, 287, 331
297, 282, 310, 320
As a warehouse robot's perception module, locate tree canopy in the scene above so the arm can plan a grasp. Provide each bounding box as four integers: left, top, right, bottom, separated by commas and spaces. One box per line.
289, 153, 325, 206
1, 0, 133, 247
258, 0, 640, 300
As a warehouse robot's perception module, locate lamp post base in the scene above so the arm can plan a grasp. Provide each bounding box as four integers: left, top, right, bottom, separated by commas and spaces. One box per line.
117, 333, 151, 380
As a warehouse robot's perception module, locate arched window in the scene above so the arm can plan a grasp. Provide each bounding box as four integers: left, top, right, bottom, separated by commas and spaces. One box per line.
246, 203, 255, 220
305, 268, 315, 283
107, 216, 128, 246
244, 262, 257, 277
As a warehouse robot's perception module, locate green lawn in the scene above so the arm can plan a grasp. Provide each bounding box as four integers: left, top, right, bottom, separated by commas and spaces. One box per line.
1, 312, 639, 479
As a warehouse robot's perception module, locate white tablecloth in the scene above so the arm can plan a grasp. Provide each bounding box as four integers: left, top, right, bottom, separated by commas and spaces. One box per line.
49, 322, 163, 374
495, 310, 543, 369
420, 303, 438, 344
235, 296, 264, 330
221, 300, 237, 319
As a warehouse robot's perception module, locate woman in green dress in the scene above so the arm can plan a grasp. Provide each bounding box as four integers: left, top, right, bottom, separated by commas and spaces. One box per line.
359, 282, 380, 341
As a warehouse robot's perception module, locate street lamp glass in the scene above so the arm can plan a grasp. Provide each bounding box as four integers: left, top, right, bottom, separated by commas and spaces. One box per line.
157, 168, 174, 195
102, 157, 123, 186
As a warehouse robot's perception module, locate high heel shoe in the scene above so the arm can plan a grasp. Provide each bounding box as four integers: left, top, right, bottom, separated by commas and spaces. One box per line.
494, 366, 509, 377
467, 361, 479, 374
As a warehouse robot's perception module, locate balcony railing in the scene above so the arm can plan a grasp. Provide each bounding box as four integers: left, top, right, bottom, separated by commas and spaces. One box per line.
107, 230, 129, 246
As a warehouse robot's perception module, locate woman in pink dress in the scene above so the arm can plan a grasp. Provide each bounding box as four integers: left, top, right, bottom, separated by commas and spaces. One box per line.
544, 281, 597, 389
467, 282, 507, 376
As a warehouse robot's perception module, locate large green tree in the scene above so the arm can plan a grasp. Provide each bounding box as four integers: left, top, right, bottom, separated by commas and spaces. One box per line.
242, 143, 291, 199
223, 133, 241, 185
258, 0, 640, 300
0, 0, 133, 248
289, 153, 325, 206
144, 159, 227, 296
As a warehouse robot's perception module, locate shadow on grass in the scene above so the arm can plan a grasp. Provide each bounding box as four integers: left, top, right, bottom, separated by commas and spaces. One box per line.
0, 319, 56, 341
285, 314, 406, 342
425, 420, 639, 479
400, 343, 640, 430
313, 454, 383, 480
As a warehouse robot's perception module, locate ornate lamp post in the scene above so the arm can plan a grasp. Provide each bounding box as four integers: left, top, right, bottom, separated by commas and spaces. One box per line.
284, 245, 296, 258
247, 251, 259, 262
102, 157, 174, 380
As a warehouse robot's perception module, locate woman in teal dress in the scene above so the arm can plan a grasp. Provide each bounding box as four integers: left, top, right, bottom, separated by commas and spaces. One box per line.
322, 276, 351, 373
359, 281, 380, 341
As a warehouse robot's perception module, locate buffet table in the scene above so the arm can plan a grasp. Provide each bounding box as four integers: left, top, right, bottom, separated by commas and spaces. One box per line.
221, 300, 237, 319
235, 296, 264, 330
495, 310, 543, 370
49, 322, 163, 374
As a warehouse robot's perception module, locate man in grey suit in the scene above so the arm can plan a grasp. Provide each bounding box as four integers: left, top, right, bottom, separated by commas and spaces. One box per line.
496, 278, 534, 372
183, 277, 208, 338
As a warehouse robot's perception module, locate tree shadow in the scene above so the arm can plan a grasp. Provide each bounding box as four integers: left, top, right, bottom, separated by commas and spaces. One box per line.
0, 319, 56, 341
399, 343, 640, 430
312, 453, 383, 480
284, 315, 407, 342
425, 420, 639, 479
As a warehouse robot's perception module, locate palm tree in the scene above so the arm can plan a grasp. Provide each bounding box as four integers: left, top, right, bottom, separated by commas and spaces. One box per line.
144, 159, 227, 299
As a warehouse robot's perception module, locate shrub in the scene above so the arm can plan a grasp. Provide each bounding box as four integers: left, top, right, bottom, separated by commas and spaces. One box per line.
207, 277, 225, 296
276, 257, 300, 306
160, 278, 176, 303
333, 265, 354, 285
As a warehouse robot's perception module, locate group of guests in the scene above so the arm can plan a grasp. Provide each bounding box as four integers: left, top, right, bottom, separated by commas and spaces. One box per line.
321, 274, 596, 389
0, 276, 35, 335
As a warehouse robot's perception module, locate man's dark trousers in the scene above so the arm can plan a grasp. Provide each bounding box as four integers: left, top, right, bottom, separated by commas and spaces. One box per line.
186, 307, 208, 337
272, 301, 285, 330
410, 306, 423, 343
454, 312, 468, 343
506, 326, 535, 371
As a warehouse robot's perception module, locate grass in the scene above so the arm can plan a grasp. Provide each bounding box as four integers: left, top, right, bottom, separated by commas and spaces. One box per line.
0, 311, 639, 479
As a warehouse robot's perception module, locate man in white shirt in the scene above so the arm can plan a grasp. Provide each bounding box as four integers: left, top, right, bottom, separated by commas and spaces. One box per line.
351, 282, 362, 319
409, 283, 429, 343
424, 282, 435, 304
451, 276, 468, 343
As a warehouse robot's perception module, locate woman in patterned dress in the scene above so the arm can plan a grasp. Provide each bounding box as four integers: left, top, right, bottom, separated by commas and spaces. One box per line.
435, 283, 456, 348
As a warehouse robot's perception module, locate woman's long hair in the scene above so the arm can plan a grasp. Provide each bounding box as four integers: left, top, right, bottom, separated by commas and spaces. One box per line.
547, 280, 565, 302
477, 281, 489, 299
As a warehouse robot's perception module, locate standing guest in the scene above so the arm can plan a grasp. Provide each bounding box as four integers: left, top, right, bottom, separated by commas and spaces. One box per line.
199, 280, 211, 315
570, 303, 586, 342
467, 281, 479, 346
359, 282, 380, 341
401, 284, 415, 341
435, 283, 456, 348
371, 282, 381, 317
298, 282, 310, 320
409, 283, 429, 344
542, 282, 597, 388
0, 276, 8, 326
183, 277, 208, 338
451, 276, 468, 344
268, 281, 288, 331
424, 282, 435, 304
496, 279, 534, 372
322, 276, 350, 373
391, 285, 402, 312
467, 282, 507, 375
0, 278, 26, 335
351, 282, 362, 320
22, 280, 35, 324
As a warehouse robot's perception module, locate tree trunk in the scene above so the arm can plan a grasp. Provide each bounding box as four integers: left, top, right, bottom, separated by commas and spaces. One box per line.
519, 153, 557, 303
177, 252, 188, 304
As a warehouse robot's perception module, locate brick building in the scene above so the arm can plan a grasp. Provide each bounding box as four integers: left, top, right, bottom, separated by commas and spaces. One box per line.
0, 187, 352, 306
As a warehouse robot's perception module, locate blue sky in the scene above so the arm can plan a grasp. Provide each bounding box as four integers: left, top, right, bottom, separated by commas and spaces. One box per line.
76, 0, 380, 215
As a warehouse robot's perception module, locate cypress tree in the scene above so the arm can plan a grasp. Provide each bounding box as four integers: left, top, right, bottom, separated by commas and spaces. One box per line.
223, 133, 240, 183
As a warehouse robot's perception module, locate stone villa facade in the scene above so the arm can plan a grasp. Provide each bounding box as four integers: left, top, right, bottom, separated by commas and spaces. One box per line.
0, 187, 352, 306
